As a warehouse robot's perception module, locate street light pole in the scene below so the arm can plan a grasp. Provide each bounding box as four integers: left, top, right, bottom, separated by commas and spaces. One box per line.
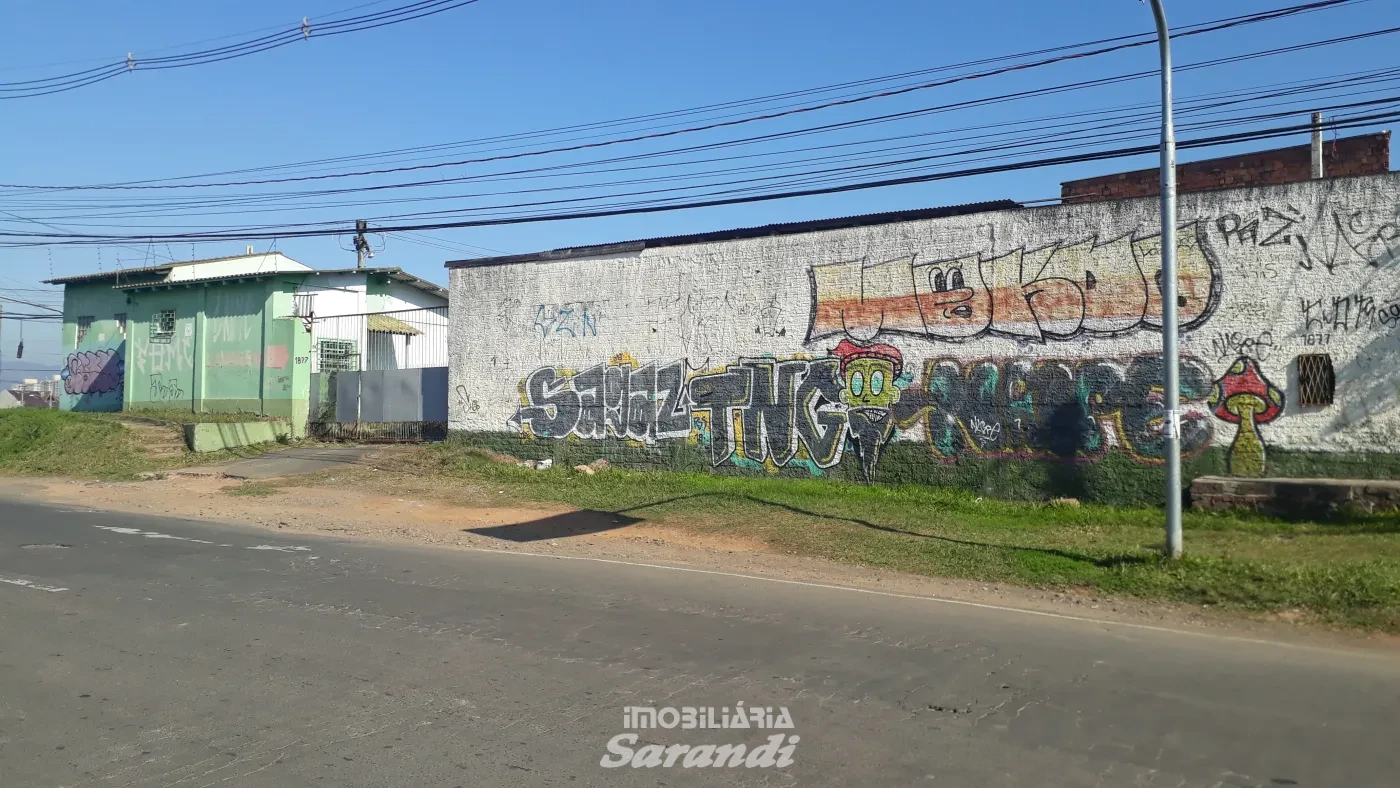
1148, 0, 1182, 559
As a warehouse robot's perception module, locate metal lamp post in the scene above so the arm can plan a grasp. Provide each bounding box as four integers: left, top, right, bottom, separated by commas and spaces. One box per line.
1148, 0, 1183, 559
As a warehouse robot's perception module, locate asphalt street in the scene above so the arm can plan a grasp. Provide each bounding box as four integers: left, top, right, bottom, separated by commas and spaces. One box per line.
1, 495, 1397, 787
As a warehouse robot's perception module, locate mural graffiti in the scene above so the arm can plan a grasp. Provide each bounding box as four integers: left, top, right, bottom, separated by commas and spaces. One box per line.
62, 349, 124, 396
902, 355, 1214, 462
1209, 357, 1284, 478
807, 222, 1221, 344
512, 357, 692, 443
510, 347, 1214, 481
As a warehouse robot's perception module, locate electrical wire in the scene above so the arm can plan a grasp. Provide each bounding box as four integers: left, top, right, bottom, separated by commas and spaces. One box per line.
10, 0, 1367, 189
5, 110, 1395, 246
0, 1, 483, 100
0, 0, 1372, 186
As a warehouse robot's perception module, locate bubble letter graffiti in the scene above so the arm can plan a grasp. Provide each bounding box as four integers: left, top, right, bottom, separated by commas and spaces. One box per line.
62, 349, 124, 396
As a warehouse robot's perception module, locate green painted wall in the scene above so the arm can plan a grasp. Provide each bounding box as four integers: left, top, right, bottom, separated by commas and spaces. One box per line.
120, 276, 311, 425
58, 281, 132, 412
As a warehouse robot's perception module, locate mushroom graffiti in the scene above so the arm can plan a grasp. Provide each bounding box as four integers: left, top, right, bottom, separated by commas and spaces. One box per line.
1208, 357, 1284, 477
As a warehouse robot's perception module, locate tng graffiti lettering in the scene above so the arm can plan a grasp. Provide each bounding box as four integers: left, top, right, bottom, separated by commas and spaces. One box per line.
511, 348, 1214, 482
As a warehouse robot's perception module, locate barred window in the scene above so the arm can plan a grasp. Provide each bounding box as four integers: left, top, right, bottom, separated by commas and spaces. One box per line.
150, 309, 176, 343
318, 339, 359, 372
75, 316, 94, 346
1297, 354, 1335, 407
114, 313, 127, 338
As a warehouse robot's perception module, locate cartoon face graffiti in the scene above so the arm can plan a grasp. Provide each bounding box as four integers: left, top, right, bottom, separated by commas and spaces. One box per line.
831, 339, 904, 482
912, 257, 992, 339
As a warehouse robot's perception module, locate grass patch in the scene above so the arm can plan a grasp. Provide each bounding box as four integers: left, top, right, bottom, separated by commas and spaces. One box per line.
104, 408, 283, 424
0, 409, 299, 480
0, 409, 156, 479
225, 481, 282, 497
376, 442, 1400, 632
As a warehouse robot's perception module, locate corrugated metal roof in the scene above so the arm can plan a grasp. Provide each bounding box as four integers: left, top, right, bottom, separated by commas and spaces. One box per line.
444, 200, 1022, 269
367, 314, 422, 335
109, 266, 448, 298
43, 262, 175, 285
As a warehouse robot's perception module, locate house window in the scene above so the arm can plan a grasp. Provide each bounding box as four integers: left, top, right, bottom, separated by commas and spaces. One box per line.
318, 339, 359, 372
75, 316, 94, 346
151, 309, 176, 344
1297, 354, 1335, 407
114, 313, 127, 338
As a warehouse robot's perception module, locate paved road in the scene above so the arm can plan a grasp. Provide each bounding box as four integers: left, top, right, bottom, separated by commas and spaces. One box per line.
1, 497, 1397, 787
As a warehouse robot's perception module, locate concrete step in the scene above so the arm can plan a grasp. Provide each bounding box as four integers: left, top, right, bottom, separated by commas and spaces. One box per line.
1191, 476, 1400, 518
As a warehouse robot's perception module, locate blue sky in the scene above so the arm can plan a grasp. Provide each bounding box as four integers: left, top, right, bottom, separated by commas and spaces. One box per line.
1, 0, 1394, 381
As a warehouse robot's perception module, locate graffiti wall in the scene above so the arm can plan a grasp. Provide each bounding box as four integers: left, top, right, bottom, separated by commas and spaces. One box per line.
448, 173, 1400, 497
60, 344, 125, 412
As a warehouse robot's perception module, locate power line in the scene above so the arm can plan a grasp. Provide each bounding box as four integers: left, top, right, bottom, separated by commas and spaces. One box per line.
16, 70, 1400, 229
0, 0, 1369, 187
0, 1, 483, 100
5, 110, 1395, 246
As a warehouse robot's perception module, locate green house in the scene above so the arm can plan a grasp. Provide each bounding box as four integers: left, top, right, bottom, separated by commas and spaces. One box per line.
46, 252, 448, 429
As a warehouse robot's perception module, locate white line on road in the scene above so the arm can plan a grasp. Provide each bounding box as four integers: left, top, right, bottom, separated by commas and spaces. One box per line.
0, 576, 68, 593
93, 525, 216, 544
248, 545, 312, 552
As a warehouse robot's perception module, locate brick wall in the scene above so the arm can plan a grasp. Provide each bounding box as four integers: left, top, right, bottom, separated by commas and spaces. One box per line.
1060, 132, 1390, 203
448, 172, 1400, 504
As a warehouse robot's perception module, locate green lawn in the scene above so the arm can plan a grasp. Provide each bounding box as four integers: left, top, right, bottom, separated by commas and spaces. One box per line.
388, 442, 1400, 632
0, 409, 290, 479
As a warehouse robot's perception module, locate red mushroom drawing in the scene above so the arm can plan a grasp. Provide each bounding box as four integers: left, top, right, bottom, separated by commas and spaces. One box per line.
1208, 357, 1284, 477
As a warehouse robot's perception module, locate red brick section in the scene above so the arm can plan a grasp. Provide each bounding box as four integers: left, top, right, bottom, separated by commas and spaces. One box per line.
1060, 131, 1391, 203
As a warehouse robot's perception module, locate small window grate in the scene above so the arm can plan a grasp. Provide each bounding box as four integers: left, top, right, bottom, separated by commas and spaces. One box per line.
1297, 354, 1335, 407
75, 316, 94, 346
318, 339, 359, 372
114, 313, 127, 338
150, 309, 176, 344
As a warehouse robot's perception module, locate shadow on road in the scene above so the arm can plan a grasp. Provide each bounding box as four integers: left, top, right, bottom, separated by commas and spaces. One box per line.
466, 491, 1155, 568
465, 510, 643, 542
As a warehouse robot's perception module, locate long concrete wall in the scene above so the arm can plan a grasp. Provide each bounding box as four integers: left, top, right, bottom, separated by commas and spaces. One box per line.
447, 173, 1400, 503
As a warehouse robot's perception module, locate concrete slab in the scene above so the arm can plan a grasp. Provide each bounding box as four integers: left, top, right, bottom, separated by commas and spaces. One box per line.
183, 445, 381, 480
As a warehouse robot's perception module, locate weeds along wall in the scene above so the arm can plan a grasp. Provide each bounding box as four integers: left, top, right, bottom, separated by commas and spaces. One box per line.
447, 173, 1400, 505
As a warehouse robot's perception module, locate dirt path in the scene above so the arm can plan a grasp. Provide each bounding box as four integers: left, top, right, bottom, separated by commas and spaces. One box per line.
5, 464, 1396, 653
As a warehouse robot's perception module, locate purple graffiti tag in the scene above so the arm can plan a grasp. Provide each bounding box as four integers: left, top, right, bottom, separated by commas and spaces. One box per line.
62, 349, 124, 396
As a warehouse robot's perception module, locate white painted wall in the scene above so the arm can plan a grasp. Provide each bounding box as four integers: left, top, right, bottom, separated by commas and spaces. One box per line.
449, 173, 1400, 475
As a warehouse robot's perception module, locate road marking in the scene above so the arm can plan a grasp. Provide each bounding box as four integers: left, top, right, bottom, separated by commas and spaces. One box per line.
248, 545, 312, 553
454, 547, 1393, 658
0, 576, 68, 593
93, 525, 216, 544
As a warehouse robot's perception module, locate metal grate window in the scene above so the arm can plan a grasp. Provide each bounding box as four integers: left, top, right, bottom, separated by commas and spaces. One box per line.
318, 339, 359, 372
1297, 354, 1335, 407
114, 313, 127, 338
75, 316, 94, 346
150, 309, 175, 344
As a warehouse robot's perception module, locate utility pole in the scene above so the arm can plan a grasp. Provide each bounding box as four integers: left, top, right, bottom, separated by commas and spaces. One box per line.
1311, 112, 1325, 179
354, 220, 371, 268
1148, 0, 1182, 559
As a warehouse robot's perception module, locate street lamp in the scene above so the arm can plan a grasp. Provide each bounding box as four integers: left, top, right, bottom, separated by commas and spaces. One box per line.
1147, 0, 1182, 559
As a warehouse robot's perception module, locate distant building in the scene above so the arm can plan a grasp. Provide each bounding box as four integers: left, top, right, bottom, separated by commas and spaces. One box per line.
45, 252, 448, 426
1060, 131, 1391, 203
